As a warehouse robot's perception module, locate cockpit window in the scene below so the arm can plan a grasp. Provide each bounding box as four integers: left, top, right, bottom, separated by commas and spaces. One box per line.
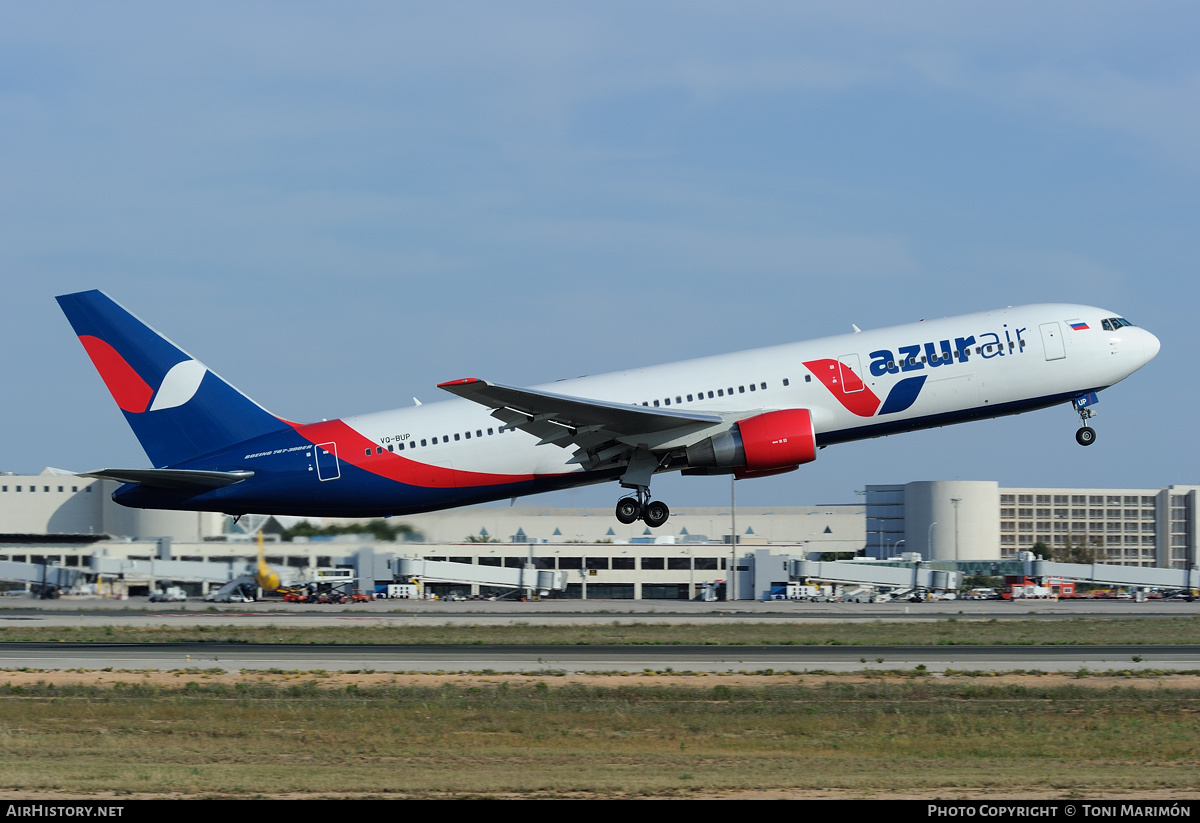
1103, 317, 1135, 331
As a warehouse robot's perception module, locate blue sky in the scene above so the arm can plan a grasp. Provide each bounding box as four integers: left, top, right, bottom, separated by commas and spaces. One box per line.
2, 2, 1196, 510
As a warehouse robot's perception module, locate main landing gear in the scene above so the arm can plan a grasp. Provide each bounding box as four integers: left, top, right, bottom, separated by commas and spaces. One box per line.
615, 487, 670, 528
615, 449, 671, 528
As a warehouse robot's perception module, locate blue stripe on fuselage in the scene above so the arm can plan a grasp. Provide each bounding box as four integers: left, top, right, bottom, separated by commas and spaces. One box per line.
816, 388, 1106, 447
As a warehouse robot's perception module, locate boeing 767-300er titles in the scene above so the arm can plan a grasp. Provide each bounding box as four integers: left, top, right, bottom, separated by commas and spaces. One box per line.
57, 291, 1159, 528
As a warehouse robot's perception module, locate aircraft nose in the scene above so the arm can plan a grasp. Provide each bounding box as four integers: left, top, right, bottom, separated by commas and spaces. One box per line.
1142, 328, 1161, 363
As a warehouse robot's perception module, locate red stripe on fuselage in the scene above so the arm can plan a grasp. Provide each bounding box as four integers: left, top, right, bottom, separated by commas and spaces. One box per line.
78, 335, 154, 413
290, 419, 549, 489
802, 359, 881, 417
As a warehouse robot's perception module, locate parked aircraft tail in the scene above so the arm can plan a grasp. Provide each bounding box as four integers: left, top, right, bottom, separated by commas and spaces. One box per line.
56, 290, 291, 468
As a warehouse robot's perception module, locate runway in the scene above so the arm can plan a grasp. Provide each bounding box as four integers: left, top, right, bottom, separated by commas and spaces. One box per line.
3, 641, 1197, 673
3, 595, 1198, 628
4, 598, 1198, 673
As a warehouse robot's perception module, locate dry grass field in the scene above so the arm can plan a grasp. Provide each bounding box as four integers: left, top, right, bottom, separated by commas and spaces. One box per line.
1, 667, 1199, 800
1, 616, 1198, 798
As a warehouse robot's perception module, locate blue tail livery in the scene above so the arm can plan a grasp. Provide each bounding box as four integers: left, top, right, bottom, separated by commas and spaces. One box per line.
56, 290, 290, 468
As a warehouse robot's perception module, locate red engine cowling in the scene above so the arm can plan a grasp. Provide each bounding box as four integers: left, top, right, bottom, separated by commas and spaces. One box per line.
737, 408, 817, 469
685, 409, 816, 473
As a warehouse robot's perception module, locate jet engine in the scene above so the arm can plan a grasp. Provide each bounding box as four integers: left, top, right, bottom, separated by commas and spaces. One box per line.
684, 409, 816, 473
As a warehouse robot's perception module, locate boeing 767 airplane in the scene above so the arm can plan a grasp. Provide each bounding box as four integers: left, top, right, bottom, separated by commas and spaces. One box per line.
57, 291, 1159, 527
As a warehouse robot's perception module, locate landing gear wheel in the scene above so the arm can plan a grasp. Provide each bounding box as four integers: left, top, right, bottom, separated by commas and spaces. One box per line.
643, 500, 670, 528
615, 497, 641, 524
1076, 427, 1096, 446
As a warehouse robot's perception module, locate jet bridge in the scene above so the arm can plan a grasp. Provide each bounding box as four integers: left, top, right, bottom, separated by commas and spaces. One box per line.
89, 555, 258, 584
0, 559, 84, 592
390, 557, 567, 597
1024, 559, 1199, 592
787, 558, 962, 594
0, 553, 257, 596
782, 555, 1199, 600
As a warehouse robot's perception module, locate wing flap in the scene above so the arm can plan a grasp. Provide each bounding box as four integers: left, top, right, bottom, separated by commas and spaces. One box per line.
438, 378, 723, 434
439, 378, 749, 474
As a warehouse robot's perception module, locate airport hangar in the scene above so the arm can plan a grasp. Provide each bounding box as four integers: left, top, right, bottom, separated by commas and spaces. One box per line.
0, 469, 1196, 600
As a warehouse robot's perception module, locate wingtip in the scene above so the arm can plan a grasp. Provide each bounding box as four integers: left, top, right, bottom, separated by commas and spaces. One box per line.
437, 378, 482, 388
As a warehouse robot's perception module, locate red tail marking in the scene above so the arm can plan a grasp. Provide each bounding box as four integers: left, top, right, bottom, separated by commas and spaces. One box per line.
78, 335, 154, 413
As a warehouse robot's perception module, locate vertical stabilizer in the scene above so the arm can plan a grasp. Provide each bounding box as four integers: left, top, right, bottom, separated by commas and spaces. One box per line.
57, 290, 291, 467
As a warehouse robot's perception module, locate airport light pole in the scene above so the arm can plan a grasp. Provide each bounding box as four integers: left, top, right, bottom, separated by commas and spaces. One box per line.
729, 476, 737, 602
688, 545, 694, 601
951, 497, 962, 561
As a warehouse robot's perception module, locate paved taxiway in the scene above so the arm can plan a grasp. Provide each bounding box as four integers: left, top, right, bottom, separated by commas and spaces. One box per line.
0, 599, 1195, 676
2, 597, 1198, 673
3, 596, 1197, 628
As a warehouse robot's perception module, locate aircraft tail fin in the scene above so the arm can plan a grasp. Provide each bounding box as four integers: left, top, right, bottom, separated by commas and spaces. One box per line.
57, 290, 291, 467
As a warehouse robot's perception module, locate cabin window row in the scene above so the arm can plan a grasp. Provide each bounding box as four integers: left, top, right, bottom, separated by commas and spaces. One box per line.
0, 485, 89, 493
364, 426, 518, 456
637, 380, 790, 408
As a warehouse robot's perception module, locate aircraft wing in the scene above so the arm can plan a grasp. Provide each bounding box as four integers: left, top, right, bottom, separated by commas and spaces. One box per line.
437, 378, 727, 468
438, 378, 722, 432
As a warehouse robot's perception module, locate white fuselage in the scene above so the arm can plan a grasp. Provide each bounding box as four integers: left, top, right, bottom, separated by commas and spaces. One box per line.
337, 304, 1158, 480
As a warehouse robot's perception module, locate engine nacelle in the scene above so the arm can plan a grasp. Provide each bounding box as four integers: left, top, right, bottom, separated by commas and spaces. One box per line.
685, 409, 816, 472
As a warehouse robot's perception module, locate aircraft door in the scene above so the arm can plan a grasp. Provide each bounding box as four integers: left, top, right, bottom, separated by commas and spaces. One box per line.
1039, 323, 1066, 361
837, 354, 865, 393
315, 441, 341, 481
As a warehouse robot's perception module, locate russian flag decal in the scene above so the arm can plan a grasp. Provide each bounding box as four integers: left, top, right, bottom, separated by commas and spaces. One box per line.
1068, 321, 1089, 331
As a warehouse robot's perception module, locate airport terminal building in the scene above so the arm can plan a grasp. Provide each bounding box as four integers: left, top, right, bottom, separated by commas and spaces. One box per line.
865, 481, 1199, 569
0, 470, 1197, 600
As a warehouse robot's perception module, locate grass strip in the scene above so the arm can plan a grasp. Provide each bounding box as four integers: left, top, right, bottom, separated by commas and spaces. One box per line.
2, 615, 1199, 646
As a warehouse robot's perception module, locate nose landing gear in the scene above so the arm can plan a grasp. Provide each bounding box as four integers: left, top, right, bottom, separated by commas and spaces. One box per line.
1073, 394, 1098, 446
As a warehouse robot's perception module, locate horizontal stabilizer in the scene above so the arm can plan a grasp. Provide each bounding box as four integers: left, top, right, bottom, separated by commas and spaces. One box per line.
79, 468, 254, 489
